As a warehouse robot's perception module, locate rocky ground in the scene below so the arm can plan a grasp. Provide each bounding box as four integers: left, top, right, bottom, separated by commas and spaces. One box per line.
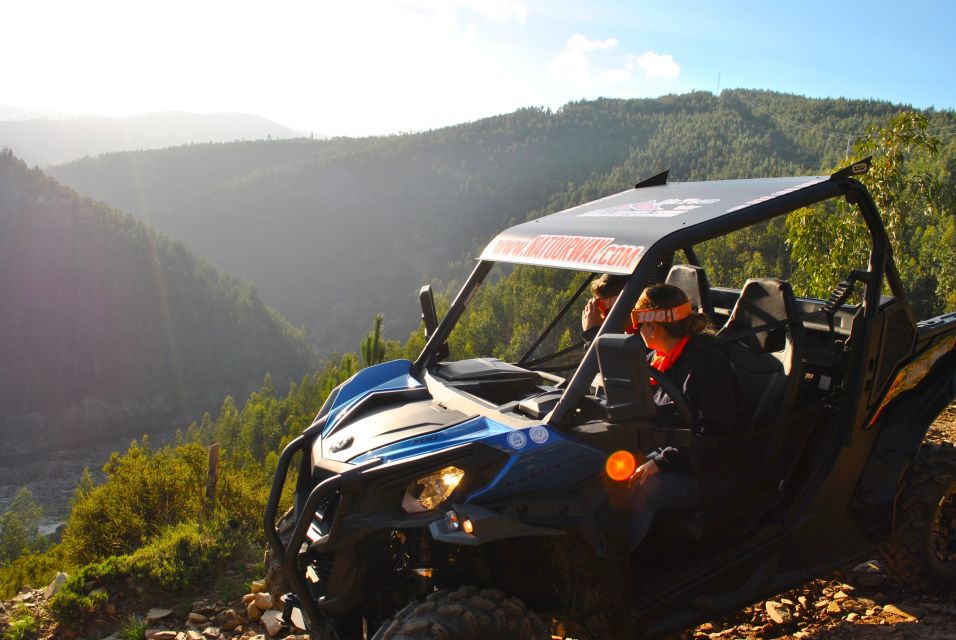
681, 402, 956, 640
0, 576, 309, 640
2, 403, 955, 640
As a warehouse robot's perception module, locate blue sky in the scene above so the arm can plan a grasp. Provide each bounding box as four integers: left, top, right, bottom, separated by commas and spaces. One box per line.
1, 0, 953, 136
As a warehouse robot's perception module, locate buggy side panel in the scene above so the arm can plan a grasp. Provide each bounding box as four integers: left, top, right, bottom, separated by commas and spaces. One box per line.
853, 334, 956, 540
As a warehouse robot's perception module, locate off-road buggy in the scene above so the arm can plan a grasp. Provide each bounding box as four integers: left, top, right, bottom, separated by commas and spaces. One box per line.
265, 160, 956, 639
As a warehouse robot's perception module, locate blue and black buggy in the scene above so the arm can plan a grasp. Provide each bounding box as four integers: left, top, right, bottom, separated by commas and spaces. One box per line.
266, 161, 956, 639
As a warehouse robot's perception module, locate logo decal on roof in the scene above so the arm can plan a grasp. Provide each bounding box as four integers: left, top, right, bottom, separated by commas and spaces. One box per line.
578, 198, 720, 218
482, 234, 644, 273
725, 178, 826, 213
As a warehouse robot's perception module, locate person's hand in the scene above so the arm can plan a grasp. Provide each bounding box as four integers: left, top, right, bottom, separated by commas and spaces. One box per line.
582, 297, 602, 332
628, 459, 659, 488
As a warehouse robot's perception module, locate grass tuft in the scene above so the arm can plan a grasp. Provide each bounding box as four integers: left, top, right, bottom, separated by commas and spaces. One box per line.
2, 605, 39, 640
117, 615, 148, 640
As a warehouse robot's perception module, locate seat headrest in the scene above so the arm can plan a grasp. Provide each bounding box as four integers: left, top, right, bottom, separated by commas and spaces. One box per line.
724, 278, 798, 352
665, 264, 715, 317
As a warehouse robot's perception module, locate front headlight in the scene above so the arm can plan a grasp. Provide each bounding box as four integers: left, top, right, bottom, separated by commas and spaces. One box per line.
402, 466, 465, 513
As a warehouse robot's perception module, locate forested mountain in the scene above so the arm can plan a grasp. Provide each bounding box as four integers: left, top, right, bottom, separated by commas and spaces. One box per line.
0, 111, 302, 166
47, 90, 956, 354
0, 151, 316, 454
0, 102, 953, 614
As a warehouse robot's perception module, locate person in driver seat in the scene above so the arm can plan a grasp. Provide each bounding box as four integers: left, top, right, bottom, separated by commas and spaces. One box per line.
581, 273, 632, 345
626, 284, 743, 551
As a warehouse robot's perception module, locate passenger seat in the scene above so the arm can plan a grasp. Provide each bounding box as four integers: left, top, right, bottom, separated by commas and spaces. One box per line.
717, 278, 805, 429
665, 264, 715, 317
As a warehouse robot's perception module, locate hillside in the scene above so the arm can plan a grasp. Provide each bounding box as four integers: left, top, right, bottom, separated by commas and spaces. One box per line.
0, 111, 302, 166
46, 91, 956, 354
0, 150, 316, 455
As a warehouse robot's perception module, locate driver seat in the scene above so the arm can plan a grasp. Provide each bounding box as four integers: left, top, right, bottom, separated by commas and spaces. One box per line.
717, 278, 805, 430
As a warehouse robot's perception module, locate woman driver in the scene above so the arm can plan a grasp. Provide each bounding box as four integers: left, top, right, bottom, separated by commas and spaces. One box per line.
625, 284, 743, 551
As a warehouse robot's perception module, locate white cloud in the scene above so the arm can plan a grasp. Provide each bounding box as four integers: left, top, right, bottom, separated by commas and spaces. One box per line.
547, 33, 620, 87
633, 51, 681, 79
566, 33, 618, 51
547, 49, 591, 86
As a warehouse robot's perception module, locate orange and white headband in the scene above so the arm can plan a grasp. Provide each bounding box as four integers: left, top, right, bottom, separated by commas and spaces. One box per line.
630, 301, 692, 326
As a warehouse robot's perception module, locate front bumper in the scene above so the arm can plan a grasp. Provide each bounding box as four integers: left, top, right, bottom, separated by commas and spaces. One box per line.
264, 420, 508, 630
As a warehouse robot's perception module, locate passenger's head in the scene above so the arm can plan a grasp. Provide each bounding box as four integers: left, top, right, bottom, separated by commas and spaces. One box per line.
633, 284, 709, 350
590, 274, 629, 318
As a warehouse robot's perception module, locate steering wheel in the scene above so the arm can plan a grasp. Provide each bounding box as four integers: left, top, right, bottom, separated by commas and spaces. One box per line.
646, 367, 696, 430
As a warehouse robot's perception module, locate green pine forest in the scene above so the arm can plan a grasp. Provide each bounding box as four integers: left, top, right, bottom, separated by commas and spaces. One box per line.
0, 90, 954, 629
47, 89, 956, 354
0, 151, 316, 454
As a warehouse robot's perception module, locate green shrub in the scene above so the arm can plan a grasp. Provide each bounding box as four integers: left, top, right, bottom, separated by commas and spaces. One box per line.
124, 523, 221, 592
214, 466, 268, 537
2, 605, 39, 640
117, 615, 148, 640
0, 546, 64, 600
61, 441, 208, 565
48, 557, 119, 630
48, 586, 108, 631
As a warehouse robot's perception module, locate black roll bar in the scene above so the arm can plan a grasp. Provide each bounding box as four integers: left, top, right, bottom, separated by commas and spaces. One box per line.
548, 177, 902, 428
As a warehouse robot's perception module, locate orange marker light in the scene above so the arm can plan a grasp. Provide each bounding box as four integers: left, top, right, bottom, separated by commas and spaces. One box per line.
606, 450, 637, 482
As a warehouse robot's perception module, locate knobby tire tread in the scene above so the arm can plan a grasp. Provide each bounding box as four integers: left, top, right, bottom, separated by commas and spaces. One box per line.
879, 442, 956, 589
372, 586, 550, 640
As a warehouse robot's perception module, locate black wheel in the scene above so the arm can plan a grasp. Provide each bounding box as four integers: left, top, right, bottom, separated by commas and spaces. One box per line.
371, 586, 550, 640
880, 442, 956, 589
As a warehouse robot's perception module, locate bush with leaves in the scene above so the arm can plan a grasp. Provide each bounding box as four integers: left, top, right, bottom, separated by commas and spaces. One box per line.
787, 111, 955, 315
0, 548, 63, 600
60, 440, 207, 565
50, 523, 244, 631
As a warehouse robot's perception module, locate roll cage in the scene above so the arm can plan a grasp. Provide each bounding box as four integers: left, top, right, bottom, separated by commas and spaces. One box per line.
414, 158, 904, 432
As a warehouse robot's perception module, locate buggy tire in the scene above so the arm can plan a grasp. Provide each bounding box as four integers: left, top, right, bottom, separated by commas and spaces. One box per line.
371, 586, 550, 640
880, 442, 956, 589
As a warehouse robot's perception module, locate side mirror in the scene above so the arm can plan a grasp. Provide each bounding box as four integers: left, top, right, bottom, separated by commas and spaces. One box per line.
419, 285, 449, 361
419, 285, 439, 338
595, 333, 656, 423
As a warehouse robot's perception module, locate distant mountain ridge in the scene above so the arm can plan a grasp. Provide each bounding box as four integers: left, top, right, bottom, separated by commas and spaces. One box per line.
0, 110, 304, 165
45, 90, 956, 354
0, 150, 316, 454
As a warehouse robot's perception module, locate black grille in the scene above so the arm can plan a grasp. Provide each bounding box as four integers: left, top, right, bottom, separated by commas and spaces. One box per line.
875, 305, 916, 397
304, 490, 341, 598
306, 490, 341, 543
